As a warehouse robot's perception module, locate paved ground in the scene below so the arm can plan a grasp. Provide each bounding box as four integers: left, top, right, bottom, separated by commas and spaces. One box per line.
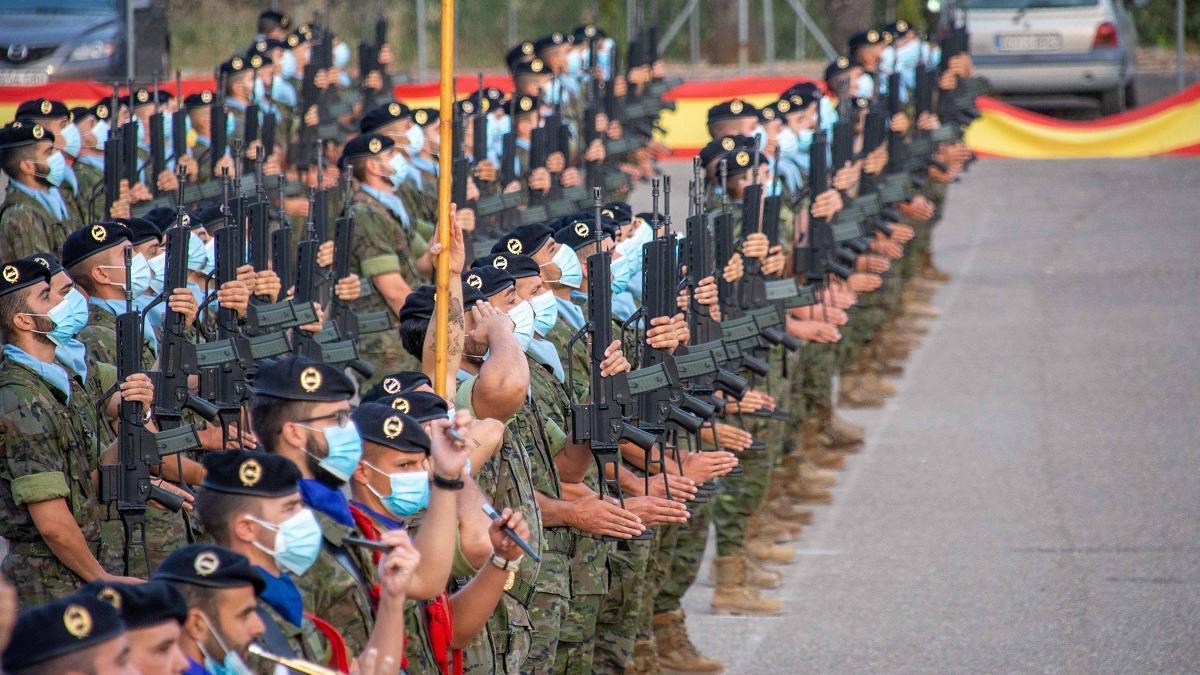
638, 158, 1200, 673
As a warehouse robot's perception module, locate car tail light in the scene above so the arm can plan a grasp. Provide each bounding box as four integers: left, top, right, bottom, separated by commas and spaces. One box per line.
1092, 22, 1119, 49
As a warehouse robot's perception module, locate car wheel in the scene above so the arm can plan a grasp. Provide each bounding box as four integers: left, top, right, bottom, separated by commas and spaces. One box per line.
1124, 80, 1137, 109
1099, 86, 1123, 115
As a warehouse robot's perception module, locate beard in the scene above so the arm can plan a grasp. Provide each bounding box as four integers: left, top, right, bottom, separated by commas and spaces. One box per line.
304, 434, 346, 489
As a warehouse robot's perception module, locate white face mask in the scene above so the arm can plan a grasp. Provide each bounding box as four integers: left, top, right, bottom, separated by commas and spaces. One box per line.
405, 123, 425, 156
508, 300, 535, 351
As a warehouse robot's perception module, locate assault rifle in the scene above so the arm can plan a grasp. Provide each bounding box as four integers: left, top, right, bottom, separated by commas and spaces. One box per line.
149, 76, 167, 195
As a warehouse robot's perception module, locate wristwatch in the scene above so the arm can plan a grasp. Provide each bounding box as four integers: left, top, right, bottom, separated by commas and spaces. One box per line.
489, 553, 523, 573
432, 472, 464, 490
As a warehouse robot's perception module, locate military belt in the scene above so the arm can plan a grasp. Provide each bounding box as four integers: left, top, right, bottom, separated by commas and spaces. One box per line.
543, 527, 575, 556
504, 573, 536, 606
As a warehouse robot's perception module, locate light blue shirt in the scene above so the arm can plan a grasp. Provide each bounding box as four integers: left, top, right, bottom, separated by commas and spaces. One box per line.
527, 337, 566, 383
9, 179, 68, 221
361, 184, 412, 228
3, 344, 71, 402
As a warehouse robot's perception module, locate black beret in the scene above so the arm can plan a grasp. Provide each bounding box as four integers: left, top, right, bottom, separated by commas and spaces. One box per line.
505, 41, 536, 71
555, 217, 610, 251
242, 51, 274, 69
510, 94, 541, 119
463, 266, 515, 299
353, 404, 431, 454
143, 206, 183, 232
219, 55, 250, 76
634, 212, 666, 230
70, 105, 92, 122
555, 211, 617, 238
881, 20, 912, 43
782, 82, 822, 109
285, 30, 308, 49
707, 99, 758, 124
361, 371, 433, 403
182, 90, 216, 109
196, 204, 226, 229
601, 201, 632, 223
259, 9, 291, 28
0, 121, 54, 152
81, 580, 188, 629
533, 32, 568, 54
340, 133, 394, 167
250, 38, 287, 56
512, 58, 548, 78
253, 355, 355, 401
3, 592, 125, 670
698, 135, 750, 168
399, 284, 435, 323
849, 29, 884, 54
0, 258, 50, 299
121, 87, 156, 109
412, 108, 439, 127
62, 222, 132, 270
201, 449, 300, 497
360, 101, 411, 134
492, 223, 552, 256
372, 390, 448, 423
16, 98, 70, 121
153, 543, 266, 594
461, 90, 496, 116
572, 24, 605, 43
472, 252, 540, 279
825, 56, 853, 83
476, 87, 506, 109
116, 217, 162, 246
22, 251, 63, 276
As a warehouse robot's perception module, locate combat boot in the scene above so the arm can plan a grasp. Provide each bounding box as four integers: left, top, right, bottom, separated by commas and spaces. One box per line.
746, 539, 797, 565
767, 498, 815, 525
710, 557, 784, 616
753, 511, 804, 544
895, 316, 930, 336
824, 412, 865, 448
839, 369, 885, 408
861, 370, 897, 398
798, 462, 838, 489
920, 250, 951, 283
653, 610, 725, 674
907, 275, 941, 297
628, 639, 660, 675
808, 447, 847, 470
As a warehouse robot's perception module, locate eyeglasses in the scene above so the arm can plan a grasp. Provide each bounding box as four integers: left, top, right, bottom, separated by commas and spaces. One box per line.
296, 410, 352, 427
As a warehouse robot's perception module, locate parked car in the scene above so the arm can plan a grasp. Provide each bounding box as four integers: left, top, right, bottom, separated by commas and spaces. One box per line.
0, 0, 169, 85
966, 0, 1140, 114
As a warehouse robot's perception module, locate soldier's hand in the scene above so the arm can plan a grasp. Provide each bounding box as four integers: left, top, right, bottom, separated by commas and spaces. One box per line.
110, 180, 132, 219
455, 205, 477, 233
742, 232, 770, 260
833, 163, 857, 192
693, 276, 719, 307
466, 178, 481, 202
118, 373, 155, 408
487, 507, 530, 561
314, 70, 330, 91
599, 340, 631, 376
316, 240, 335, 267
856, 254, 891, 274
156, 169, 179, 194
613, 77, 628, 97
214, 155, 236, 179
283, 195, 310, 217
335, 274, 362, 302
864, 146, 888, 174
351, 648, 396, 675
546, 152, 567, 174
130, 181, 154, 203
682, 450, 739, 481
607, 119, 623, 140
474, 160, 498, 183
622, 496, 689, 526
376, 530, 420, 601
427, 204, 467, 273
929, 164, 955, 184
195, 422, 258, 450
889, 223, 915, 243
917, 111, 940, 131
869, 236, 904, 259
244, 142, 260, 162
322, 166, 340, 190
811, 189, 843, 220
848, 272, 883, 293
584, 138, 606, 163
101, 574, 147, 586
645, 316, 679, 351
705, 423, 753, 452
149, 479, 195, 512
786, 317, 841, 343
217, 280, 251, 318
891, 112, 911, 135
938, 70, 958, 91
176, 154, 200, 182
648, 471, 699, 502
818, 305, 849, 325
304, 104, 320, 127
529, 168, 552, 192
262, 152, 283, 176
900, 195, 935, 222
167, 287, 199, 326
428, 412, 473, 479
723, 253, 744, 283
252, 270, 282, 301
567, 493, 644, 538
468, 301, 513, 347
670, 313, 690, 347
504, 180, 523, 194
379, 44, 394, 66
560, 167, 581, 188
363, 70, 384, 91
762, 246, 786, 276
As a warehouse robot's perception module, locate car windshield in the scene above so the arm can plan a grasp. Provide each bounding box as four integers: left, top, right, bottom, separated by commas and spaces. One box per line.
0, 0, 116, 12
966, 0, 1097, 8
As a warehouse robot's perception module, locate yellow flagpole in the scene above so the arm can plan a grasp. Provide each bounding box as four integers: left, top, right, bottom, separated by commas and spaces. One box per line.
433, 0, 454, 399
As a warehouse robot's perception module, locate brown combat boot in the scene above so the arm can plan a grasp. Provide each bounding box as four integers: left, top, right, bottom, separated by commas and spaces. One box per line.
746, 539, 797, 565
920, 250, 951, 283
839, 370, 886, 408
710, 557, 784, 615
798, 462, 838, 489
787, 480, 833, 504
808, 447, 847, 470
654, 609, 725, 674
824, 412, 865, 448
767, 498, 815, 525
907, 275, 941, 297
628, 639, 660, 675
861, 370, 897, 398
754, 513, 804, 544
903, 298, 942, 320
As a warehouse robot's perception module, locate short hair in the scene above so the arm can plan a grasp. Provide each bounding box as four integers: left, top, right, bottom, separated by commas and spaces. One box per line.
0, 286, 31, 343
9, 644, 102, 675
399, 314, 429, 360
349, 155, 374, 183
257, 13, 286, 35
194, 487, 260, 546
66, 253, 106, 296
248, 394, 314, 455
167, 580, 218, 620
1, 144, 38, 180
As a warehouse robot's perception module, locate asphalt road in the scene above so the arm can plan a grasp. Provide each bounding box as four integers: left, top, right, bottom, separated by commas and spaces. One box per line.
637, 158, 1200, 673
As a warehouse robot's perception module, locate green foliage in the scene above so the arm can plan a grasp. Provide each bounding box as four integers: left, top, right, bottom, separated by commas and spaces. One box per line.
896, 0, 928, 32
1132, 0, 1199, 48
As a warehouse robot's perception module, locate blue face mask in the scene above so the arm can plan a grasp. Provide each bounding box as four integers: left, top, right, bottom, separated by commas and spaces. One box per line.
41, 151, 67, 187
797, 128, 815, 152
367, 463, 430, 518
45, 288, 89, 345
59, 123, 82, 157
253, 77, 266, 102
881, 46, 897, 74
854, 73, 874, 98
896, 39, 922, 73
388, 154, 409, 191
55, 338, 88, 379
187, 232, 209, 274
777, 127, 801, 156
548, 244, 583, 289
508, 299, 535, 351
819, 98, 837, 136
405, 123, 425, 156
249, 508, 323, 576
271, 75, 297, 108
609, 252, 638, 295
540, 79, 563, 106
566, 50, 584, 76
92, 120, 110, 148
529, 289, 558, 337
202, 237, 217, 276
301, 420, 363, 482
280, 49, 298, 79
333, 41, 351, 69
199, 616, 254, 675
147, 252, 166, 295
225, 113, 237, 138
597, 39, 614, 77
98, 252, 152, 297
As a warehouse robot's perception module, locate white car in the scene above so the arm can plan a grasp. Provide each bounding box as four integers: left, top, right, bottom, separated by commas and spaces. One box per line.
966, 0, 1139, 113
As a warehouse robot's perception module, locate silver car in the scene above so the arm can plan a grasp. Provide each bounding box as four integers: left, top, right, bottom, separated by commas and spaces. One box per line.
967, 0, 1139, 114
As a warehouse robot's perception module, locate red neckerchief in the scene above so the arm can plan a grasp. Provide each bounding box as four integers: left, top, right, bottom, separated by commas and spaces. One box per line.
347, 503, 405, 671
425, 593, 462, 675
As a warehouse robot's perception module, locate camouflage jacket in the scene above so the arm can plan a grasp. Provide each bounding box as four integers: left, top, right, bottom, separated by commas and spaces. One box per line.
78, 301, 156, 372
70, 159, 107, 225
292, 508, 376, 655
0, 182, 74, 261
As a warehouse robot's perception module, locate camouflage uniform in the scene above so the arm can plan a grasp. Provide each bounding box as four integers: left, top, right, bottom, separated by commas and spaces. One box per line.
255, 575, 334, 674
347, 189, 426, 388
455, 374, 541, 674
0, 353, 108, 606
68, 160, 106, 226
292, 509, 377, 655
0, 183, 73, 260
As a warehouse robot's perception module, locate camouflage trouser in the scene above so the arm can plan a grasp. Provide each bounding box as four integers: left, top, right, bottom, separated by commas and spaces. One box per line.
100, 509, 190, 576
653, 496, 711, 615
635, 526, 672, 640
526, 590, 568, 673
801, 343, 839, 427
554, 593, 604, 674
3, 543, 91, 607
357, 331, 421, 391
592, 538, 654, 674
712, 414, 775, 557
462, 596, 531, 675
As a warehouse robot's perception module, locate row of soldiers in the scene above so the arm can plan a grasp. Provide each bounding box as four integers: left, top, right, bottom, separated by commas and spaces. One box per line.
0, 6, 983, 675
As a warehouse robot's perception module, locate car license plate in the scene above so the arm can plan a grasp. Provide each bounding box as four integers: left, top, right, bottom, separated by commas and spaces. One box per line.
0, 70, 49, 86
996, 33, 1063, 52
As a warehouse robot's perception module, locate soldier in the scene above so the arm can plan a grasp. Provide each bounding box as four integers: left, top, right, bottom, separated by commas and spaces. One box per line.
13, 99, 87, 223
0, 122, 74, 260
81, 580, 190, 675
0, 258, 156, 604
152, 543, 269, 675
182, 90, 234, 183
66, 101, 114, 224
0, 590, 130, 675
